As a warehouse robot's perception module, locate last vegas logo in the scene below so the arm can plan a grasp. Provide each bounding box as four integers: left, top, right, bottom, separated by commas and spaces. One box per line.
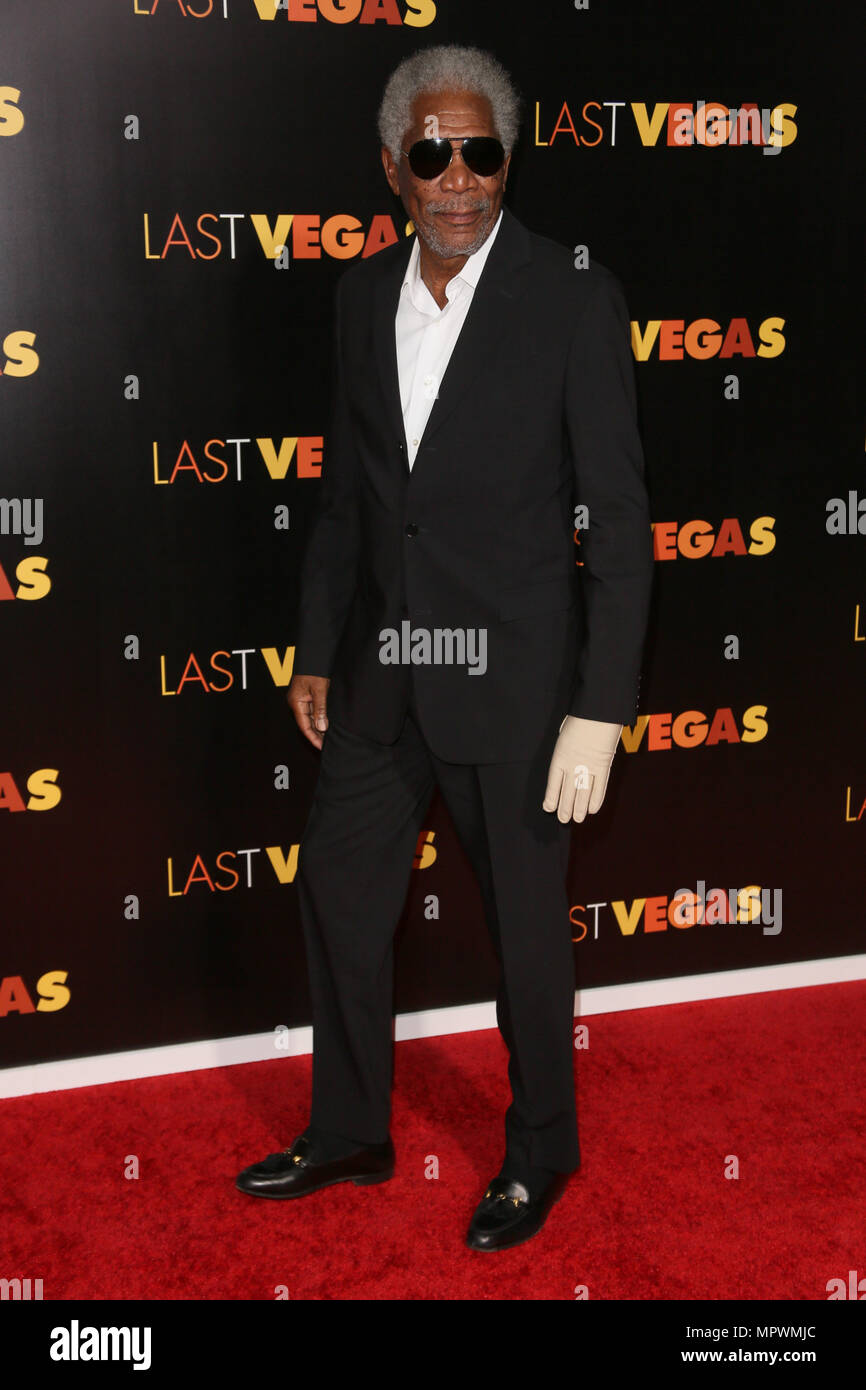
132, 0, 437, 27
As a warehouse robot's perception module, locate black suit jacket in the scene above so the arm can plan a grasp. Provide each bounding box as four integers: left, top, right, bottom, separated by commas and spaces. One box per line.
293, 205, 654, 763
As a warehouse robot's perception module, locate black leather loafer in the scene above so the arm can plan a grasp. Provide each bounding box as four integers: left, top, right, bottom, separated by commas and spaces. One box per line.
466, 1172, 568, 1251
236, 1133, 395, 1199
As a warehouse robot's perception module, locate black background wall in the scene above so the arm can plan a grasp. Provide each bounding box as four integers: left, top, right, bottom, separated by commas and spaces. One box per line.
2, 0, 862, 1070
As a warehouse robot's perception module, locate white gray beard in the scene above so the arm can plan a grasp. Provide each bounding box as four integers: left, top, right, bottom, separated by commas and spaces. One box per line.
417, 207, 496, 260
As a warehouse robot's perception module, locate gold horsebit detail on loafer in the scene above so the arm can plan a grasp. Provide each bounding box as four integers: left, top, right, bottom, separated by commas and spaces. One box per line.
483, 1187, 525, 1207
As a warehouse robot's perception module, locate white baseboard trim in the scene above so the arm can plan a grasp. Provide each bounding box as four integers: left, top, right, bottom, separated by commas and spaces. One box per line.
2, 954, 864, 1100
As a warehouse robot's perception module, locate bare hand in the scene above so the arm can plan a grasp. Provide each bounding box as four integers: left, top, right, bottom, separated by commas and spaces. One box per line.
288, 674, 331, 750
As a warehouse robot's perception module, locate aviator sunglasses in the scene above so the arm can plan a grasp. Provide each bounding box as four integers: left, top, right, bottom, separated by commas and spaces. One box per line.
401, 135, 506, 181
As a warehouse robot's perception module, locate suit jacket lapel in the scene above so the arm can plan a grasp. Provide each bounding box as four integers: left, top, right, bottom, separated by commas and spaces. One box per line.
372, 235, 414, 465
372, 206, 532, 479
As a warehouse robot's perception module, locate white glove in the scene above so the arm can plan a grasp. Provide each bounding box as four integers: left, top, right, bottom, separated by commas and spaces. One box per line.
542, 715, 623, 823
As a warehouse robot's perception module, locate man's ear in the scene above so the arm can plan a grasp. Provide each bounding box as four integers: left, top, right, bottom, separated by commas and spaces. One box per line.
381, 145, 400, 197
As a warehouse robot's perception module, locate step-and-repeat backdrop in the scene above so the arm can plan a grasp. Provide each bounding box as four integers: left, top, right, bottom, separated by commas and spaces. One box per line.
2, 0, 862, 1072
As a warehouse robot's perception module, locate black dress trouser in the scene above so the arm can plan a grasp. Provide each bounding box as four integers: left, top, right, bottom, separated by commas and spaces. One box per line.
296, 680, 580, 1175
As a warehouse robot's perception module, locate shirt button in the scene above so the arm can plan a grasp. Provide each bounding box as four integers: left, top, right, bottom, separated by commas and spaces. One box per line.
412, 438, 419, 446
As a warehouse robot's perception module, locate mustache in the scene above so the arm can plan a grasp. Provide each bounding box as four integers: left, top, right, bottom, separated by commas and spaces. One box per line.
424, 198, 491, 214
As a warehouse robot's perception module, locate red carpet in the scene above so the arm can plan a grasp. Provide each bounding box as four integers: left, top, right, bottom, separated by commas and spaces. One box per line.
2, 982, 863, 1300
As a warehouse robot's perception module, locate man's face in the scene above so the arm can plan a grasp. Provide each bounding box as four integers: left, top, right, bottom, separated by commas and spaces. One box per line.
381, 87, 511, 260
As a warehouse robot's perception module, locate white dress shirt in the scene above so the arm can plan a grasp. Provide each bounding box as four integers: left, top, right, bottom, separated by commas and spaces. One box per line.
395, 209, 503, 468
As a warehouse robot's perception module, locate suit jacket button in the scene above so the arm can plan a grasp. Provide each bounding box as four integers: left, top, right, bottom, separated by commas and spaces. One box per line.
405, 523, 418, 537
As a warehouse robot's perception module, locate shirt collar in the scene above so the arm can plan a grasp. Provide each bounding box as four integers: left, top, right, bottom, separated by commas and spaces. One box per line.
402, 208, 504, 314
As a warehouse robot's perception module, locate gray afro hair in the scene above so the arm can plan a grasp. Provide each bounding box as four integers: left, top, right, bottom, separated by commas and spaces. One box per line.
377, 44, 522, 164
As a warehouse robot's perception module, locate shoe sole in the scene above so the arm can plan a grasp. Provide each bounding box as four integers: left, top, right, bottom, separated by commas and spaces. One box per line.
236, 1168, 394, 1199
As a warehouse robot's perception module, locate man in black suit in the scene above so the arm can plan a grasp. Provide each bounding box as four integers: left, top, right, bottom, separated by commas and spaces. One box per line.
237, 44, 653, 1252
